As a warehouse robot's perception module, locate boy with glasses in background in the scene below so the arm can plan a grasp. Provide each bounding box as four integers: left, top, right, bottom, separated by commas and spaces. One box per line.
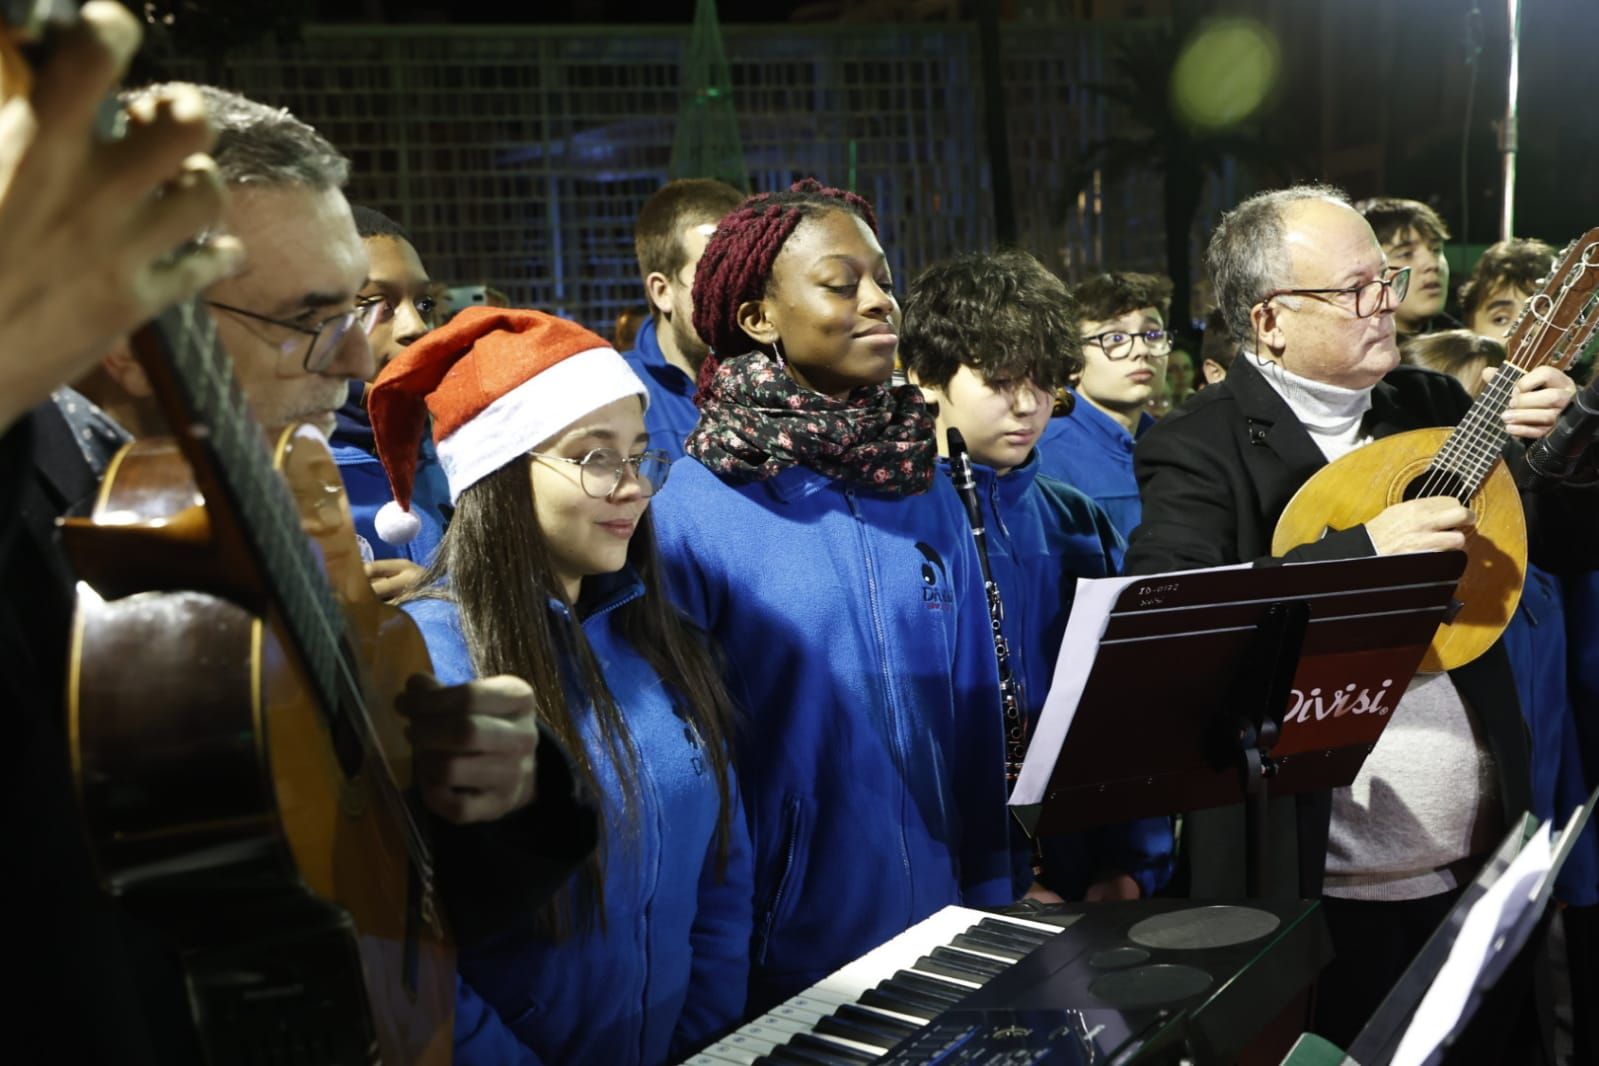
1035, 271, 1174, 539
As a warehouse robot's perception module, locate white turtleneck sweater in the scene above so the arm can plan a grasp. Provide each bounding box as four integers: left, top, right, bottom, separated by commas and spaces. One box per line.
1257, 356, 1501, 900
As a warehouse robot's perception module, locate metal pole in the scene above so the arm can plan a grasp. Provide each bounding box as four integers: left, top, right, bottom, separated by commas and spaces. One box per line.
1500, 0, 1520, 240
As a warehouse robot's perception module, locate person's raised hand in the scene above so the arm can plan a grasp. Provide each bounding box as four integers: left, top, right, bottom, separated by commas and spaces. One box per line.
0, 2, 243, 430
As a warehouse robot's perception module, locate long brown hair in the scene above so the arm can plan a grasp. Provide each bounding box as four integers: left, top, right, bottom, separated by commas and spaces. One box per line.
402, 459, 738, 936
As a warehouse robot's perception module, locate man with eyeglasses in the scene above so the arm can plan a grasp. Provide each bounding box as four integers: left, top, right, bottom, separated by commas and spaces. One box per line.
1034, 271, 1173, 539
1124, 184, 1593, 1059
22, 80, 596, 1060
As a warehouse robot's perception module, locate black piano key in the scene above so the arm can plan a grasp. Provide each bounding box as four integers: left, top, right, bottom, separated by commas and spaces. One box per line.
928, 945, 1007, 977
965, 920, 1052, 953
789, 1032, 881, 1063
886, 969, 967, 1005
814, 1012, 899, 1050
835, 1003, 920, 1041
977, 917, 1057, 946
913, 951, 997, 984
859, 984, 941, 1020
757, 1044, 858, 1066
950, 931, 1029, 961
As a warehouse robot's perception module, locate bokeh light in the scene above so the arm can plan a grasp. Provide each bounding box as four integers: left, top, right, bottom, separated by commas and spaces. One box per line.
1171, 18, 1282, 131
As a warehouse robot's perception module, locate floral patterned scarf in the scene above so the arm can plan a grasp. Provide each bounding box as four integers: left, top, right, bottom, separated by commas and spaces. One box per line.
686, 351, 936, 496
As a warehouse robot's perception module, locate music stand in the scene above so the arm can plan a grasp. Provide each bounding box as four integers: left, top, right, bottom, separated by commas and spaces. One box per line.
1319, 786, 1599, 1066
1010, 552, 1468, 896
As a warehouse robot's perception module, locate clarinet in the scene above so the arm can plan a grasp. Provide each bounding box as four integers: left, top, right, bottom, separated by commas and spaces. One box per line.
945, 428, 1028, 784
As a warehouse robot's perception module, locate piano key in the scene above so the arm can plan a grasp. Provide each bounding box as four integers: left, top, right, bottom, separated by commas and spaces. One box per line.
788, 1032, 882, 1063
977, 916, 1059, 945
832, 1003, 920, 1042
813, 1012, 899, 1050
885, 969, 969, 1004
859, 984, 941, 1020
759, 1044, 862, 1066
920, 946, 1006, 980
693, 906, 1059, 1066
950, 930, 1030, 961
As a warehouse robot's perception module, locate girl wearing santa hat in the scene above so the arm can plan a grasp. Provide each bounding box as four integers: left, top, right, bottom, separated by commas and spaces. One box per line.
367, 307, 752, 1066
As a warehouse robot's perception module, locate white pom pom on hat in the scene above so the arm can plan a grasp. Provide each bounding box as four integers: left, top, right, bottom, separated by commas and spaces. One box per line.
374, 499, 423, 546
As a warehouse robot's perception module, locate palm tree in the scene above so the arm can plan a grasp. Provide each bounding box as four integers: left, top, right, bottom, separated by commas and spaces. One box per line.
1067, 12, 1299, 331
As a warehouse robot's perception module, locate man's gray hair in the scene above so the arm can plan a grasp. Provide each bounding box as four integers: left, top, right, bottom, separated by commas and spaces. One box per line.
122, 83, 349, 190
1206, 183, 1349, 345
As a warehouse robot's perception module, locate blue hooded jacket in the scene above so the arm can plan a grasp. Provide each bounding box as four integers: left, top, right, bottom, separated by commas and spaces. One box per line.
332, 381, 451, 565
403, 570, 753, 1065
652, 458, 1011, 1011
621, 318, 701, 463
956, 454, 1174, 899
1034, 392, 1154, 540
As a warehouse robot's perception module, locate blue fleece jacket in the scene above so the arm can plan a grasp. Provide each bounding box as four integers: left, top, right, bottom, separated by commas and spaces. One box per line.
956, 454, 1174, 899
331, 381, 450, 565
1034, 393, 1154, 540
621, 318, 701, 462
1551, 570, 1599, 906
403, 570, 753, 1065
651, 459, 1011, 1010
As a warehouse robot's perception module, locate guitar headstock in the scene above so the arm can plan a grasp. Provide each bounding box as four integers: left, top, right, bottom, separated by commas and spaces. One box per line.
1502, 225, 1599, 374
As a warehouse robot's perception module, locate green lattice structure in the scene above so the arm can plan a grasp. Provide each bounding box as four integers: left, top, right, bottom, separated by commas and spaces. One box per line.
668, 0, 749, 191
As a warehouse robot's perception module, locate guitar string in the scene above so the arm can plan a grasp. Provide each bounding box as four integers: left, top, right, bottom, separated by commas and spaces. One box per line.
177, 303, 437, 879
1412, 250, 1592, 502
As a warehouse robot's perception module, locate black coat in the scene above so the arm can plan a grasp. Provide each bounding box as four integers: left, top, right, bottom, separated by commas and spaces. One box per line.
1124, 353, 1597, 899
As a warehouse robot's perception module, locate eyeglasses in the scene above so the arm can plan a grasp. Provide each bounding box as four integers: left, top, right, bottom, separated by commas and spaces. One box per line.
358, 292, 440, 328
1081, 328, 1174, 361
1260, 265, 1412, 319
529, 447, 673, 499
208, 300, 383, 372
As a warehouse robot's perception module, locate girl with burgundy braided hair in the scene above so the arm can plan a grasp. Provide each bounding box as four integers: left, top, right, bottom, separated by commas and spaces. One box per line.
651, 179, 1016, 1012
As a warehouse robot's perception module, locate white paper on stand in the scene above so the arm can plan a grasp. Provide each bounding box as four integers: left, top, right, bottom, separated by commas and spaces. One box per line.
1010, 573, 1136, 807
1389, 823, 1553, 1066
1010, 562, 1250, 808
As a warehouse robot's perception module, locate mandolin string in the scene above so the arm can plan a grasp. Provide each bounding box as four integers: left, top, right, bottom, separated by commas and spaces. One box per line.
1414, 258, 1575, 501
182, 305, 437, 877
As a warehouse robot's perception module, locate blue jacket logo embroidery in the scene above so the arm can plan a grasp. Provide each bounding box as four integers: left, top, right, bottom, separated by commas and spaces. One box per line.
915, 541, 954, 608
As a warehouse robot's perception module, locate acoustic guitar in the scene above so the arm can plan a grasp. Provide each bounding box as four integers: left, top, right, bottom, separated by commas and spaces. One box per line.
0, 11, 453, 1062
1273, 228, 1599, 672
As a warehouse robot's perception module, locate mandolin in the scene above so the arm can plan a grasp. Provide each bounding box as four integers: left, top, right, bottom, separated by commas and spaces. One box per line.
1273, 228, 1599, 672
0, 8, 454, 1062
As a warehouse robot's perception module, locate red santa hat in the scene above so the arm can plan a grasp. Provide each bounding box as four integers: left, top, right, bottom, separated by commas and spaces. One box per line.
367, 306, 649, 545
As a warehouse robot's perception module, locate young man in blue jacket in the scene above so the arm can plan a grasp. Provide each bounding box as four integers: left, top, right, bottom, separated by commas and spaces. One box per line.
329, 206, 452, 587
622, 179, 744, 460
901, 250, 1174, 902
1035, 272, 1172, 540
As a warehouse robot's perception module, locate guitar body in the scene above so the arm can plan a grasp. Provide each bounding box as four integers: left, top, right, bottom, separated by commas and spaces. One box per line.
1272, 427, 1527, 672
66, 426, 453, 1066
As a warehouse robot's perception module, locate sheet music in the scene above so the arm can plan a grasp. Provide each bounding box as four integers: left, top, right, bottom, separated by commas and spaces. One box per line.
1010, 564, 1247, 808
1389, 823, 1553, 1066
1010, 573, 1136, 806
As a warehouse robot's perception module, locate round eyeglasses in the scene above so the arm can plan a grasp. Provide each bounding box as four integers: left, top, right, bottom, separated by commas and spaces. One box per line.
1260, 265, 1412, 319
529, 447, 672, 499
1081, 328, 1174, 361
207, 300, 384, 372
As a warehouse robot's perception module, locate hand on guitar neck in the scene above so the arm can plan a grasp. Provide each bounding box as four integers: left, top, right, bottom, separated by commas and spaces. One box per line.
0, 2, 242, 431
1483, 362, 1582, 440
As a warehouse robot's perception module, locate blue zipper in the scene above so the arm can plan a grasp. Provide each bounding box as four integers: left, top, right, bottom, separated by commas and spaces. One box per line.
844, 488, 915, 893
